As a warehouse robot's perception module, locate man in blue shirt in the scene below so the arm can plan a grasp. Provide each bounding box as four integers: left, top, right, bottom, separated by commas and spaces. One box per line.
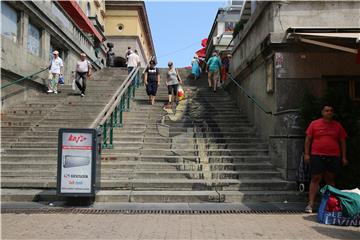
206, 51, 222, 93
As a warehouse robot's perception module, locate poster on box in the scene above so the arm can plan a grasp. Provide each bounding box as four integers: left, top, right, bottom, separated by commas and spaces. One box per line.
59, 131, 93, 194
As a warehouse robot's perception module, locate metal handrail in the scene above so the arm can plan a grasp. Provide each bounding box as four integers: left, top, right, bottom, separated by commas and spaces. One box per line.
90, 55, 153, 149
90, 66, 141, 148
227, 73, 273, 115
1, 68, 48, 89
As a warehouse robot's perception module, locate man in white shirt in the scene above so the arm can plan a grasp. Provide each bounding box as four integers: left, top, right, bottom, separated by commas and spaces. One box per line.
127, 50, 141, 87
47, 50, 64, 94
127, 50, 140, 74
75, 53, 92, 97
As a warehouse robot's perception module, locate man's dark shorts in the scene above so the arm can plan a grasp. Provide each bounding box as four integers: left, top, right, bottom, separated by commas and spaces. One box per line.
310, 155, 341, 175
146, 81, 158, 96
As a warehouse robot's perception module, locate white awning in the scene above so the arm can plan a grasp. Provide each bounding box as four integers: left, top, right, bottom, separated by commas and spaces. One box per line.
292, 32, 360, 40
289, 32, 360, 54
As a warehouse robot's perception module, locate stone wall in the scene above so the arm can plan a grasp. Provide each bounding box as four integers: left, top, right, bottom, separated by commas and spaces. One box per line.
106, 36, 149, 67
1, 1, 105, 107
228, 1, 360, 180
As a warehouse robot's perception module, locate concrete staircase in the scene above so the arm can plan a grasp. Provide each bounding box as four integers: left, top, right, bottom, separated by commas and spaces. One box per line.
1, 68, 128, 190
1, 68, 305, 203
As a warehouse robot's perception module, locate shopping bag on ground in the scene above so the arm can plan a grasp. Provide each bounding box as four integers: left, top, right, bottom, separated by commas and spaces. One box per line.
318, 185, 360, 227
178, 85, 185, 101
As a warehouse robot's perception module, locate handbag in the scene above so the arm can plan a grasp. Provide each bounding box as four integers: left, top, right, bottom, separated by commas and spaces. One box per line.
58, 75, 64, 84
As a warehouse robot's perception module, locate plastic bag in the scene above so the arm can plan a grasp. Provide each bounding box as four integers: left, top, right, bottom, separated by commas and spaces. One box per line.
296, 153, 310, 192
178, 85, 185, 101
72, 79, 76, 91
58, 75, 64, 84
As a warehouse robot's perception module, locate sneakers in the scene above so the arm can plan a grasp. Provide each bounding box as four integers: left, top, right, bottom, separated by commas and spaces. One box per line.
81, 93, 85, 97
305, 204, 313, 213
47, 89, 53, 93
54, 90, 58, 94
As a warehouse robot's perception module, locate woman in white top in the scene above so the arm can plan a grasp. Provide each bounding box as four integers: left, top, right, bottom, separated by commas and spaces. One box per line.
165, 61, 182, 108
75, 53, 92, 97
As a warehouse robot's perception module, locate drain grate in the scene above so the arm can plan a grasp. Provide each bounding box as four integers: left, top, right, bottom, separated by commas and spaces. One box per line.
1, 208, 304, 215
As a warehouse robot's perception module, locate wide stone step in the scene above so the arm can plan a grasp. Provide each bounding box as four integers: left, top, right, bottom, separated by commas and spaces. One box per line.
1, 178, 296, 191
1, 161, 275, 171
112, 133, 259, 139
122, 122, 254, 128
100, 155, 272, 163
124, 112, 248, 118
112, 136, 264, 143
6, 141, 268, 149
0, 189, 306, 203
115, 142, 268, 149
1, 153, 271, 164
115, 129, 257, 135
1, 169, 281, 180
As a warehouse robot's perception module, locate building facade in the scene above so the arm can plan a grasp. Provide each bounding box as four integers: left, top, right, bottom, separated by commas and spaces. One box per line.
104, 0, 156, 67
205, 1, 242, 59
227, 0, 360, 180
1, 0, 107, 107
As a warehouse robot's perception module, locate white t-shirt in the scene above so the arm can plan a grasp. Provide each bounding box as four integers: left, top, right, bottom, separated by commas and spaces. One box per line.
50, 57, 63, 74
127, 53, 140, 67
76, 60, 91, 73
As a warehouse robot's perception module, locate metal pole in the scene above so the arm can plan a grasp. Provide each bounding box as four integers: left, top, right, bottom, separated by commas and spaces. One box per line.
119, 97, 124, 127
109, 113, 114, 149
126, 87, 131, 111
102, 123, 107, 148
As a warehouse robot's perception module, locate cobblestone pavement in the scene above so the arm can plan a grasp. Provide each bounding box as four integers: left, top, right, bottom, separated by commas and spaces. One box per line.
2, 213, 359, 239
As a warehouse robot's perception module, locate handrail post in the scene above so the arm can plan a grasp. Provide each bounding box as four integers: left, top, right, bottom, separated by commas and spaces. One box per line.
114, 105, 118, 127
102, 123, 107, 149
126, 87, 131, 112
119, 97, 124, 127
109, 113, 114, 149
132, 82, 136, 98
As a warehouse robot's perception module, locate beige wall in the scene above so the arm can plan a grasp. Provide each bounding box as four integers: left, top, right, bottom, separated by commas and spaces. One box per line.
105, 9, 152, 61
77, 0, 106, 26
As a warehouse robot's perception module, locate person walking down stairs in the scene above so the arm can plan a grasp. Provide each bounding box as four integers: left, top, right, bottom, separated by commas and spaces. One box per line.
164, 61, 182, 109
75, 53, 92, 97
47, 50, 63, 94
206, 51, 222, 93
191, 55, 201, 80
144, 60, 160, 105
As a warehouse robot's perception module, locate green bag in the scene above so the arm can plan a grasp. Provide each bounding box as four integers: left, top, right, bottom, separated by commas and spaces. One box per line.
320, 185, 360, 218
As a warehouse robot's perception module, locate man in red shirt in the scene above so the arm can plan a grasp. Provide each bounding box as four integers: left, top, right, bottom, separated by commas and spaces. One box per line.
304, 104, 348, 213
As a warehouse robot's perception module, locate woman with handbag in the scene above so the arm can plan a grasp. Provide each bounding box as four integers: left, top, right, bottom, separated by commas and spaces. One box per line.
165, 61, 182, 109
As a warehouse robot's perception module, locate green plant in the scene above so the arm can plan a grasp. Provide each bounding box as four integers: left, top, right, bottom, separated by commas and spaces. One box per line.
233, 20, 247, 38
300, 89, 360, 188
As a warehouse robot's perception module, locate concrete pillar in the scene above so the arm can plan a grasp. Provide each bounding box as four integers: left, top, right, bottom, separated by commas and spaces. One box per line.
42, 30, 51, 61
21, 13, 29, 51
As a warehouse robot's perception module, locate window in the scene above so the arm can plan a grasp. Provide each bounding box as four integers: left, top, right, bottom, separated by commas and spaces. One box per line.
350, 79, 360, 101
86, 2, 91, 17
266, 58, 274, 94
225, 22, 235, 32
117, 24, 124, 32
27, 22, 41, 56
1, 2, 19, 43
